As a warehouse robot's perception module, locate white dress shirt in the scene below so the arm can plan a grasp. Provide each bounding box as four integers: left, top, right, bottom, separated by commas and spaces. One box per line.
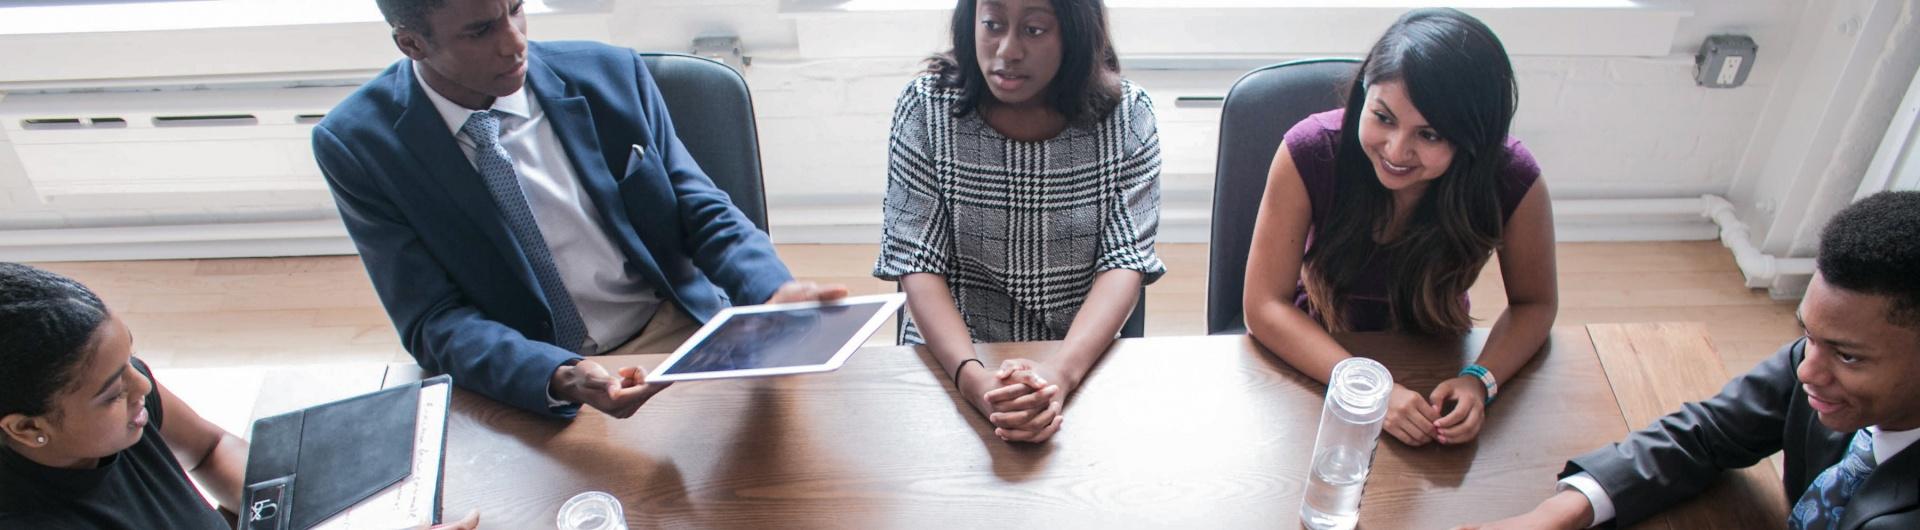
1562, 425, 1920, 527
412, 62, 660, 356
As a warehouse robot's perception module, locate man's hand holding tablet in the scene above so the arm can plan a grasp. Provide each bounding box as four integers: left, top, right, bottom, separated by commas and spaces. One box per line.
556, 281, 849, 417
551, 359, 671, 419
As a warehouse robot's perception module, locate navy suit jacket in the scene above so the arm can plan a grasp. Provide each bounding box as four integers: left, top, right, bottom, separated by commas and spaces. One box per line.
312, 41, 792, 417
1567, 339, 1918, 529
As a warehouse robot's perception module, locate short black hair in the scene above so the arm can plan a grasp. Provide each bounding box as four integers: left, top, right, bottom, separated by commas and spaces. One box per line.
927, 0, 1124, 125
1817, 191, 1920, 329
0, 262, 110, 420
375, 0, 448, 35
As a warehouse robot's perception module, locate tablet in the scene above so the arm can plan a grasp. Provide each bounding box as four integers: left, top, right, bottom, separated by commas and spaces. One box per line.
646, 293, 906, 382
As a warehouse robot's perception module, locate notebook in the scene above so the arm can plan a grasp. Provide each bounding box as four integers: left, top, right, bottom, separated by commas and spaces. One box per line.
240, 375, 451, 530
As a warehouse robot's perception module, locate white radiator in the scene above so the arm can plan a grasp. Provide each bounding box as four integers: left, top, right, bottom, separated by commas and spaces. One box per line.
0, 85, 354, 203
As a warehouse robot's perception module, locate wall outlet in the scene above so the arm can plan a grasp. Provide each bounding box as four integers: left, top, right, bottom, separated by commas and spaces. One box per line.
1696, 35, 1757, 88
1717, 56, 1743, 85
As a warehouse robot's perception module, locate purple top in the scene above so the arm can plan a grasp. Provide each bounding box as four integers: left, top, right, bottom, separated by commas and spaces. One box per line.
1284, 109, 1541, 332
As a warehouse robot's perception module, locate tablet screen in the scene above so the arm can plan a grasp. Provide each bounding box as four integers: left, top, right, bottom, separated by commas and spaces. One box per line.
660, 300, 892, 376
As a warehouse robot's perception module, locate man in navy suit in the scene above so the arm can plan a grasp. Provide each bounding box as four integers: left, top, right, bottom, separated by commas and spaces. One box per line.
313, 0, 843, 418
1461, 191, 1920, 530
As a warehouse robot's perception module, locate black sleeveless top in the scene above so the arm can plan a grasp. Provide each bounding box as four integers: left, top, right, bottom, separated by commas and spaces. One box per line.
0, 358, 229, 529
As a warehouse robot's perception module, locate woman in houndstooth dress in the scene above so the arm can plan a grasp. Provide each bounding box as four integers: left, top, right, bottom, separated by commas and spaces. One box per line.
873, 0, 1164, 444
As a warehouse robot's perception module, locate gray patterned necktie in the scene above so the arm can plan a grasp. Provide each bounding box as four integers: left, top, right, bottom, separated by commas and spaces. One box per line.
461, 110, 589, 352
1789, 429, 1876, 530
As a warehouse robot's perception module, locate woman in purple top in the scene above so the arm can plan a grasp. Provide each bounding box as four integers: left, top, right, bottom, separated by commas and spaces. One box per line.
1244, 9, 1558, 448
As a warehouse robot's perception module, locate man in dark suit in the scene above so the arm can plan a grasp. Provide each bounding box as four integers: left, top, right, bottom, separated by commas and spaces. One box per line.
313, 0, 843, 418
1461, 191, 1920, 530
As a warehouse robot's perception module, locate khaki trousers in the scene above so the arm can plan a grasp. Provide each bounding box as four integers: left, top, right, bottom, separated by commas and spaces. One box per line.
602, 302, 703, 356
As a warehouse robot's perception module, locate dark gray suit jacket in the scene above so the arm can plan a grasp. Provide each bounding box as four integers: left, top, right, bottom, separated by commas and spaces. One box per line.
1565, 338, 1918, 529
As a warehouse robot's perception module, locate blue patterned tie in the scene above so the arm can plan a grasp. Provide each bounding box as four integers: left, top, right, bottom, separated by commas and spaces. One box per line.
461, 110, 590, 353
1789, 429, 1876, 530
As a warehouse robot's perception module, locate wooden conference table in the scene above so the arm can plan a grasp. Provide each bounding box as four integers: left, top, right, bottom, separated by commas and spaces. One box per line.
288, 325, 1786, 529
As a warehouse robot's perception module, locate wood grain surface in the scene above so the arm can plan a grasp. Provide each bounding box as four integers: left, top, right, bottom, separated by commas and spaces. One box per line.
418, 329, 1639, 529
1587, 322, 1790, 530
46, 241, 1802, 383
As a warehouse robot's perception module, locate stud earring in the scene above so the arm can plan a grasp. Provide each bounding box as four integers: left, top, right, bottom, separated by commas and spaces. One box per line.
35, 436, 46, 444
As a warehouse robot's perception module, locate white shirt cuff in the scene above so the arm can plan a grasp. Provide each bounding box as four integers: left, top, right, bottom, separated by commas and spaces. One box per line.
546, 382, 572, 408
547, 359, 581, 409
1558, 472, 1615, 528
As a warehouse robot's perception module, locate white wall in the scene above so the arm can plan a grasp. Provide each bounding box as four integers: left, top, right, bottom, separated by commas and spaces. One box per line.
616, 0, 1811, 242
0, 0, 1907, 264
1724, 0, 1920, 295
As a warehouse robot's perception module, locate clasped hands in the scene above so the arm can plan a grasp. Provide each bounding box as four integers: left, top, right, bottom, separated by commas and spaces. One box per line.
958, 358, 1071, 443
1384, 375, 1489, 446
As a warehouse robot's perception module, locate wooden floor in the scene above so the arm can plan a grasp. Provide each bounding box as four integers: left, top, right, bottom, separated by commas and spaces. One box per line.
30, 241, 1800, 377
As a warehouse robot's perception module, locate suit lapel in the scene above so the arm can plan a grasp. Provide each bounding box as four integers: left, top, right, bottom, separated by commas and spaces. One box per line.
1842, 446, 1919, 530
524, 52, 664, 280
391, 61, 540, 294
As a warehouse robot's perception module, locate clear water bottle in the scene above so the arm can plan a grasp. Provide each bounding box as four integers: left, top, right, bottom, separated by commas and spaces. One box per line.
1299, 357, 1393, 530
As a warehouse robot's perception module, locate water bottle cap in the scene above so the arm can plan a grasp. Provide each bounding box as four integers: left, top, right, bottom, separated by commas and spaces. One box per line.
557, 491, 626, 530
1330, 357, 1393, 416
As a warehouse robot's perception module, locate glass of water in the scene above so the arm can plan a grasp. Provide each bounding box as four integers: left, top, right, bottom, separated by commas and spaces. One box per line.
557, 491, 627, 530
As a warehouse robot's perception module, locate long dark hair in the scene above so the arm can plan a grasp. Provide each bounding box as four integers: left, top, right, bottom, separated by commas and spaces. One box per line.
926, 0, 1124, 125
1303, 8, 1518, 334
0, 262, 110, 420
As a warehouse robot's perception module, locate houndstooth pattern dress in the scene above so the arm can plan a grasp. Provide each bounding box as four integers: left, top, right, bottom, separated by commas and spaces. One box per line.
874, 75, 1166, 344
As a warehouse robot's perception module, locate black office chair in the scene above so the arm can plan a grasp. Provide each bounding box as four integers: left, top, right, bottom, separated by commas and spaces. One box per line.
1206, 58, 1359, 335
640, 53, 770, 233
1122, 287, 1146, 338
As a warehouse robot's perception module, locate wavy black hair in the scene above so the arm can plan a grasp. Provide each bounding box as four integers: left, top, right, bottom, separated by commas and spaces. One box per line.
926, 0, 1123, 125
0, 262, 110, 420
1302, 8, 1519, 334
1817, 191, 1920, 329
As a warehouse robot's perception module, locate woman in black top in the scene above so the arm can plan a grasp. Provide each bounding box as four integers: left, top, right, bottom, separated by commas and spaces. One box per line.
0, 262, 241, 529
0, 263, 482, 529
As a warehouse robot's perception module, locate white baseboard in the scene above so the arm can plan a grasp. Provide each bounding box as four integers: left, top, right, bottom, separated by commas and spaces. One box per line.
1, 197, 1722, 262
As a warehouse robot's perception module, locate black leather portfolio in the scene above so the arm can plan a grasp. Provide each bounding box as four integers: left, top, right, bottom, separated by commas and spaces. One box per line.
238, 375, 451, 530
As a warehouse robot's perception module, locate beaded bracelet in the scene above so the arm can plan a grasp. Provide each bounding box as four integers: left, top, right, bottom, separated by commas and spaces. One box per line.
952, 358, 985, 386
1459, 363, 1499, 405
